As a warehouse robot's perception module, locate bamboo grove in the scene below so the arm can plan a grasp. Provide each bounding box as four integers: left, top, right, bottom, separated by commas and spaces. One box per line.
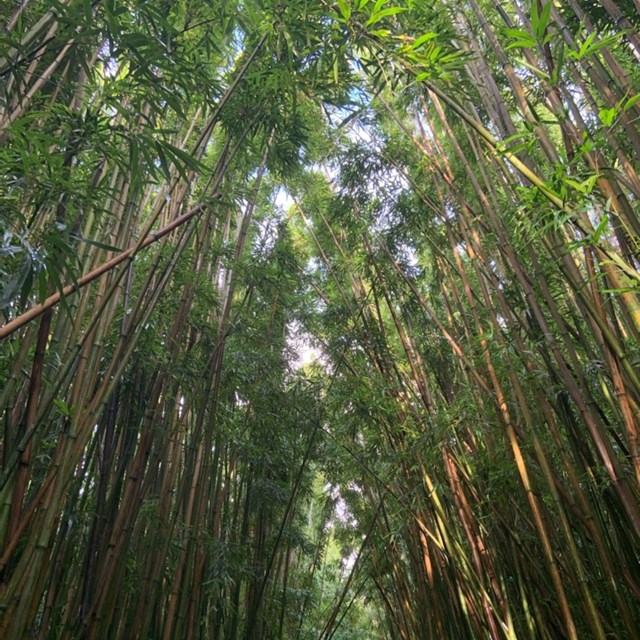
1, 0, 639, 638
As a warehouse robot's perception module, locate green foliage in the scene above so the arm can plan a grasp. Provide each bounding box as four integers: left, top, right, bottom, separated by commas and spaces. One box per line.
2, 1, 640, 639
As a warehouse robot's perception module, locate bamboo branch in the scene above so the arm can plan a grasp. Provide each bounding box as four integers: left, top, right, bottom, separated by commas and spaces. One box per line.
0, 202, 213, 341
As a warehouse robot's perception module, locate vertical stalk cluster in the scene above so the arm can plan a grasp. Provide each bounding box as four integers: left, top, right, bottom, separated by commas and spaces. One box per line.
298, 0, 640, 637
1, 1, 639, 638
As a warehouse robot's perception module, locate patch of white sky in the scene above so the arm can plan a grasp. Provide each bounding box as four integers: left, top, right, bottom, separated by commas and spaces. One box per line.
323, 481, 363, 573
325, 483, 359, 529
274, 186, 295, 212
97, 39, 119, 78
287, 320, 322, 370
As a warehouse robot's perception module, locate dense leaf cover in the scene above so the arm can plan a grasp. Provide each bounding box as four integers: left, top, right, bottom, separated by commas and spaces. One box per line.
1, 1, 640, 638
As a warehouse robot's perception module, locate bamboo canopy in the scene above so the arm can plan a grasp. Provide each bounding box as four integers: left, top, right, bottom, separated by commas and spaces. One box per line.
1, 1, 639, 638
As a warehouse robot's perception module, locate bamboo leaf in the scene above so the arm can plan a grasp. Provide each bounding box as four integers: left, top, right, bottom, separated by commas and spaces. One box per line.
531, 1, 552, 40
337, 0, 351, 21
366, 6, 407, 27
598, 107, 616, 126
70, 235, 123, 253
409, 32, 438, 50
622, 94, 640, 112
570, 30, 619, 60
504, 28, 537, 50
590, 214, 609, 244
